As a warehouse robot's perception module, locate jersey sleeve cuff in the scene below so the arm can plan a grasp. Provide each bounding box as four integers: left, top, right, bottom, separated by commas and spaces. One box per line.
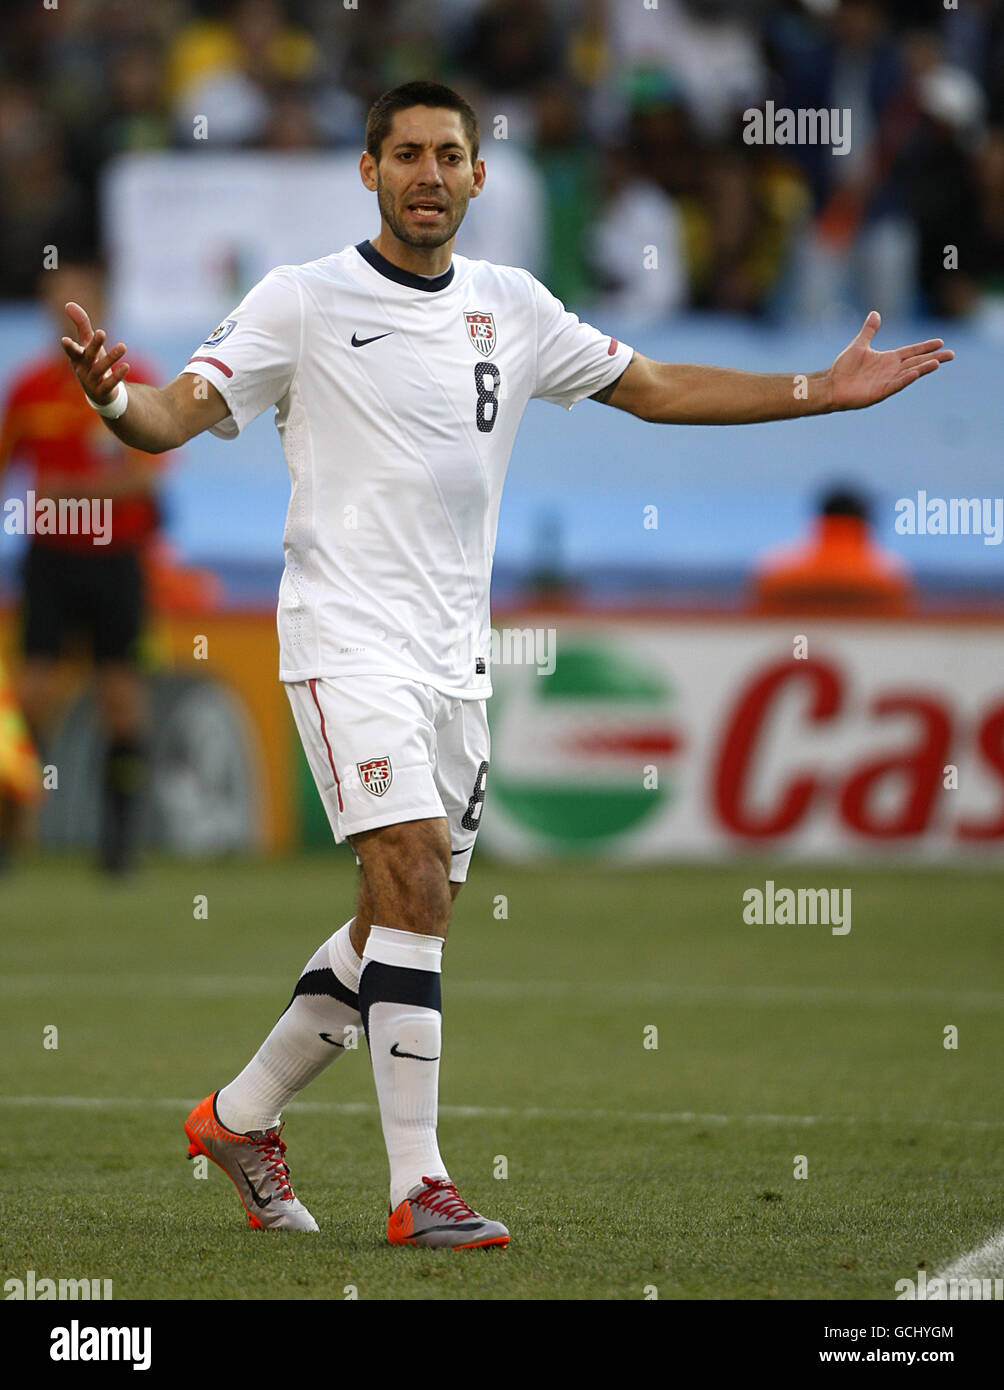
567, 337, 635, 411
180, 360, 242, 439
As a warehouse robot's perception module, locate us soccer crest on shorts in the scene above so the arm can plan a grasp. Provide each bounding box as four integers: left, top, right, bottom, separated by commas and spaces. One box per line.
464, 311, 497, 357
358, 756, 393, 796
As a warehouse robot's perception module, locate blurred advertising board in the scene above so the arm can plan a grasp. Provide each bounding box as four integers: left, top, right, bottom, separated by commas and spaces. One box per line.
481, 615, 1004, 862
0, 609, 293, 855
4, 607, 1002, 861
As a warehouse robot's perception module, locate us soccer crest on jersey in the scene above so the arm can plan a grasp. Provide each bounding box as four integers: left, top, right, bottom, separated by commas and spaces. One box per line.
464, 310, 497, 356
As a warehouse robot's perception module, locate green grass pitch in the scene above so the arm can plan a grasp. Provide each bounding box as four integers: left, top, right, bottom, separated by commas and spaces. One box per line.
2, 852, 1002, 1300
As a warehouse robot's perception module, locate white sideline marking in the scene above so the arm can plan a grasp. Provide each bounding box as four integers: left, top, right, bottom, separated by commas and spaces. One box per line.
914, 1229, 1004, 1298
3, 1095, 1003, 1131
1, 974, 1002, 1009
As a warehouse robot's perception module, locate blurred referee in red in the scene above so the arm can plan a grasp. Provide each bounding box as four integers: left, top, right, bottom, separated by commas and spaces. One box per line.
0, 259, 164, 873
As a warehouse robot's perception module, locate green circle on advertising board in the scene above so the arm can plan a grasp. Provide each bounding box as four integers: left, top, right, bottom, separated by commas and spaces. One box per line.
492, 641, 679, 845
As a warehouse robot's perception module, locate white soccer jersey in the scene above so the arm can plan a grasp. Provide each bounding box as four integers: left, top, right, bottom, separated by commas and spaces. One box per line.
182, 240, 634, 697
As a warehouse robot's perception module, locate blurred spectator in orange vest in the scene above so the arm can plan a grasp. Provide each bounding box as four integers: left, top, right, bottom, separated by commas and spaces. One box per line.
752, 487, 914, 614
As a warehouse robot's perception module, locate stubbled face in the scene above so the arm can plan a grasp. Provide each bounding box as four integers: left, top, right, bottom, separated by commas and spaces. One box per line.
368, 107, 483, 249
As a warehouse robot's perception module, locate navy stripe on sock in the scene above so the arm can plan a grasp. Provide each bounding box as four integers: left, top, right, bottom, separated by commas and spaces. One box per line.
358, 960, 441, 1040
285, 967, 359, 1015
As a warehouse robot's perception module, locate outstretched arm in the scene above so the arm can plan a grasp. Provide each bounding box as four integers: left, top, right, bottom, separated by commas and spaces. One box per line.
61, 301, 229, 453
592, 312, 953, 424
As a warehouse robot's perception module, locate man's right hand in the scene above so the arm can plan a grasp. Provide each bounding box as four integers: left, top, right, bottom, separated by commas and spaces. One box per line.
58, 301, 230, 452
61, 302, 130, 406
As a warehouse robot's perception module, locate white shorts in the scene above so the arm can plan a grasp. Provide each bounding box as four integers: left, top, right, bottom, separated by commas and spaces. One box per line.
285, 675, 490, 883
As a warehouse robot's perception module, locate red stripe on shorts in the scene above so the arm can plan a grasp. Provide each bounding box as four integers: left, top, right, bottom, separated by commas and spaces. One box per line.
308, 678, 343, 812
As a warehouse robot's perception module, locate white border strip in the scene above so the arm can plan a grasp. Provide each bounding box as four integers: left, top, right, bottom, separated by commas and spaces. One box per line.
4, 1095, 1003, 1130
915, 1230, 1004, 1299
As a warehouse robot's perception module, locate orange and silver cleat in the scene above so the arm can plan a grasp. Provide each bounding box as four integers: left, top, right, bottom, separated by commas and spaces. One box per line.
184, 1092, 319, 1231
387, 1176, 509, 1249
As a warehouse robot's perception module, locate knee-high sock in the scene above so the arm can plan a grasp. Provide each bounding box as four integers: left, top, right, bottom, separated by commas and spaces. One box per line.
359, 924, 448, 1208
215, 919, 362, 1134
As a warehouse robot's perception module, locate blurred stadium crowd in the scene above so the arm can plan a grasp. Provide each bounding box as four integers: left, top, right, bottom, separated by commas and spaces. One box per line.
1, 0, 1002, 323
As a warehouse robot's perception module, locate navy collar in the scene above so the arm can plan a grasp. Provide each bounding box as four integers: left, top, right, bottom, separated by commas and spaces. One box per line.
355, 239, 455, 292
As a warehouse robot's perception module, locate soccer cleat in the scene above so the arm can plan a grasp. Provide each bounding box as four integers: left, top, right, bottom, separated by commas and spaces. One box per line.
387, 1176, 509, 1249
183, 1092, 319, 1232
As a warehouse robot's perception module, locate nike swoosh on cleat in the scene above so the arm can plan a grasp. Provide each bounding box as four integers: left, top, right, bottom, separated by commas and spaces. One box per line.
390, 1042, 440, 1062
351, 331, 394, 347
412, 1222, 485, 1233
318, 1032, 347, 1047
237, 1163, 274, 1209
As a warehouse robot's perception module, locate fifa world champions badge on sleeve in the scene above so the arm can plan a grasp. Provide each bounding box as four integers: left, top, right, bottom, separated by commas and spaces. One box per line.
464, 311, 497, 357
202, 319, 237, 347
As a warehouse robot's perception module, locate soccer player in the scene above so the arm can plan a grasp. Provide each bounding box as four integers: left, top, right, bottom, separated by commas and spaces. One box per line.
60, 81, 952, 1248
2, 259, 163, 874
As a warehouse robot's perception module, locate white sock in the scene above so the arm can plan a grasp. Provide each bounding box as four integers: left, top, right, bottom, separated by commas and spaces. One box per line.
216, 920, 362, 1134
359, 925, 448, 1208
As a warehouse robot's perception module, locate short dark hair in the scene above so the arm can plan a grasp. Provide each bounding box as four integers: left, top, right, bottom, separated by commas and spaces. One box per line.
365, 81, 480, 163
820, 487, 870, 522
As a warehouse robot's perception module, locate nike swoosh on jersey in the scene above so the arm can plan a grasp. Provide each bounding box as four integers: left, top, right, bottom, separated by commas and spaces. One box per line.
318, 1032, 347, 1047
350, 331, 395, 347
390, 1041, 440, 1062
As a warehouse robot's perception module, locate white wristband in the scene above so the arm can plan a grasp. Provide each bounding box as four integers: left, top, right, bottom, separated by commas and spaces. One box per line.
86, 382, 129, 420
